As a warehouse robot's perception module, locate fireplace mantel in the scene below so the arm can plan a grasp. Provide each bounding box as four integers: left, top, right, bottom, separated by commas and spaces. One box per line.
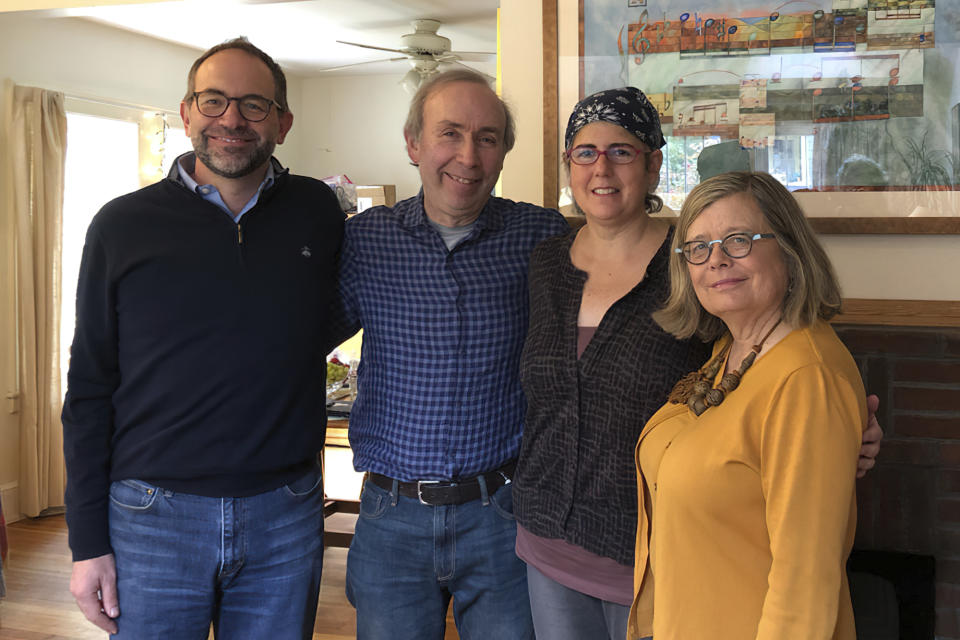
834, 300, 960, 328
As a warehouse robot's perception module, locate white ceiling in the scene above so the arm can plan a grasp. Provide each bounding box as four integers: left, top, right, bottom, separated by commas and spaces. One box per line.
52, 0, 500, 78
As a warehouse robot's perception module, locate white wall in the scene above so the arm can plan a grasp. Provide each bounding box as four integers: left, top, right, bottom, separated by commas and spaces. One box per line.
0, 13, 304, 167
499, 1, 544, 205
0, 15, 196, 116
501, 0, 960, 302
297, 73, 421, 200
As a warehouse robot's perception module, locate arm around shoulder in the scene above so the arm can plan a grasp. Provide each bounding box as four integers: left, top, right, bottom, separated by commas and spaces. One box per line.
322, 217, 363, 353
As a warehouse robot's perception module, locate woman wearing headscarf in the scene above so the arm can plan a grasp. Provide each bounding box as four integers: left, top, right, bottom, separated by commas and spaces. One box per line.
513, 87, 707, 640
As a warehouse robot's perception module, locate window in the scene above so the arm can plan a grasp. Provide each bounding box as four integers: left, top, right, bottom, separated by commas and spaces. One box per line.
659, 136, 722, 211
61, 112, 140, 396
769, 135, 814, 189
657, 134, 815, 210
60, 105, 185, 397
162, 124, 193, 175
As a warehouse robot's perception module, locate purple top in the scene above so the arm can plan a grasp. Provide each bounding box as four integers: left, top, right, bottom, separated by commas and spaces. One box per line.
516, 524, 634, 605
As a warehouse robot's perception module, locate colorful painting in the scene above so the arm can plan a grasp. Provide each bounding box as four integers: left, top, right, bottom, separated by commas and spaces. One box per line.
740, 78, 767, 108
739, 112, 776, 148
582, 0, 958, 208
647, 91, 675, 122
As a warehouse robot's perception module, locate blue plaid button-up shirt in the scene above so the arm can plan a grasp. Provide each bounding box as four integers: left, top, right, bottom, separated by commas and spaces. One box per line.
332, 192, 569, 481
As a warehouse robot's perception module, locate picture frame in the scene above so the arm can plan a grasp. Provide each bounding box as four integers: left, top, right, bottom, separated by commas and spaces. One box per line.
547, 0, 960, 233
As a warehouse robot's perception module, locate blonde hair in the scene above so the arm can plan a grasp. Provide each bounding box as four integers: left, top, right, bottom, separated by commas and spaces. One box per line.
653, 171, 842, 340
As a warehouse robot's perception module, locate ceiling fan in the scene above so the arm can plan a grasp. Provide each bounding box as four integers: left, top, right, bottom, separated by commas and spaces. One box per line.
322, 19, 496, 93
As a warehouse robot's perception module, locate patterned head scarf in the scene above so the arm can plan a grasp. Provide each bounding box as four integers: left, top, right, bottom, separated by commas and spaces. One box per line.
564, 86, 665, 151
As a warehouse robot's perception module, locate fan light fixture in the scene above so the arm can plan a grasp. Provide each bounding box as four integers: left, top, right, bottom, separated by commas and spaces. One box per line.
323, 18, 496, 90
400, 69, 421, 95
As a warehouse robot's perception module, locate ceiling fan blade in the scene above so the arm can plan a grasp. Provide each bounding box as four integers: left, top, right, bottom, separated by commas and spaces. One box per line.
317, 57, 408, 73
336, 40, 407, 55
450, 50, 497, 57
450, 52, 497, 63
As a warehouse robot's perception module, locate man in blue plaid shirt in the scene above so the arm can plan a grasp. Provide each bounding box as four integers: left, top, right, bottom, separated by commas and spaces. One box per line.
329, 70, 568, 639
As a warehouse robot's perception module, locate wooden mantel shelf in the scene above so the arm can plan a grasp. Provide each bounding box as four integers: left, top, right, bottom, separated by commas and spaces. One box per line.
833, 299, 960, 328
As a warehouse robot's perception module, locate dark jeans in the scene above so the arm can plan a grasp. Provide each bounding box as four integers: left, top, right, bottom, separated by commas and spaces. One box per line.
108, 464, 325, 639
346, 477, 533, 640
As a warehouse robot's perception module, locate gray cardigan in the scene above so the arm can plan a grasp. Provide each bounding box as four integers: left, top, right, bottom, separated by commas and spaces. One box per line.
514, 228, 709, 565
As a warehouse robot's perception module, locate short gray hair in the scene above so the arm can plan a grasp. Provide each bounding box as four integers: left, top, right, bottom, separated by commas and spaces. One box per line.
403, 69, 515, 152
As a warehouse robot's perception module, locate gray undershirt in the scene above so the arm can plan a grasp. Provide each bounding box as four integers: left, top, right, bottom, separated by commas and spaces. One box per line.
428, 218, 476, 250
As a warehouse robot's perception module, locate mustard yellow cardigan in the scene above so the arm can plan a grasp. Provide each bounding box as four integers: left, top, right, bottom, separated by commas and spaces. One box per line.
628, 321, 866, 640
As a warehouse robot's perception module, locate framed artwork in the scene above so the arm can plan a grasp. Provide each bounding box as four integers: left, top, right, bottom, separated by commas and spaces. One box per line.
567, 0, 960, 232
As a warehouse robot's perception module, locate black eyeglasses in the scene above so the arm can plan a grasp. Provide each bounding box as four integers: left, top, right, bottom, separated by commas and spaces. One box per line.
676, 232, 776, 265
566, 144, 648, 165
192, 91, 281, 122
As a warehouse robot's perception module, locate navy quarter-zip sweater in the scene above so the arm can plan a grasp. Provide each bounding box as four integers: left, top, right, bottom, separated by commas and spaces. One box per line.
62, 158, 345, 561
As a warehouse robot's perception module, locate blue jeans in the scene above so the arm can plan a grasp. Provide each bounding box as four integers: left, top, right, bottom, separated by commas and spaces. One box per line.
108, 464, 325, 639
346, 477, 533, 640
526, 564, 632, 640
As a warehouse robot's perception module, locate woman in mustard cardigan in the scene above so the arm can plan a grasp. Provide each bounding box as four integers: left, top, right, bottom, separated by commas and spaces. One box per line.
629, 172, 865, 640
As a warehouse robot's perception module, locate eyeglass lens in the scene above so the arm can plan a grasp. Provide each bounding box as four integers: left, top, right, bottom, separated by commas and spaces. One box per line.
568, 146, 641, 165
195, 92, 273, 122
684, 234, 755, 264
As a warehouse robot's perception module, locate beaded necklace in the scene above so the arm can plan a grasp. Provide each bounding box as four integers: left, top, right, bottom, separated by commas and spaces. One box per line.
667, 318, 782, 416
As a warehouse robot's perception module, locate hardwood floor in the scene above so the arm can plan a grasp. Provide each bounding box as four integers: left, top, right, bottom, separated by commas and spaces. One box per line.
0, 516, 100, 640
0, 516, 458, 639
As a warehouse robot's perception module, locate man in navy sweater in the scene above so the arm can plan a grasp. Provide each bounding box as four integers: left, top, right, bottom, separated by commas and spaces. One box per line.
62, 38, 344, 638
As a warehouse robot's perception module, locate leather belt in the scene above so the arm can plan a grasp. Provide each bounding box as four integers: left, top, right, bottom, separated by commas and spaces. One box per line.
367, 461, 516, 506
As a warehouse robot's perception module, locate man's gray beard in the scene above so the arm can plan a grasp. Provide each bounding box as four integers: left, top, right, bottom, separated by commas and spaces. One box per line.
193, 135, 275, 179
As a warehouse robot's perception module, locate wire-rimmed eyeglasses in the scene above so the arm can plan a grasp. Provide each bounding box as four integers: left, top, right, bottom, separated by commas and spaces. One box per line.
676, 232, 776, 265
192, 91, 281, 122
565, 144, 649, 165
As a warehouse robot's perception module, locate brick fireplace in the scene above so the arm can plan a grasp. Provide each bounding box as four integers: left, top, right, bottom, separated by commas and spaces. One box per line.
835, 324, 960, 638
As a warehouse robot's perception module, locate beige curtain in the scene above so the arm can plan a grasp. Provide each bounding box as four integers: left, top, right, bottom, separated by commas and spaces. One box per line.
2, 82, 68, 516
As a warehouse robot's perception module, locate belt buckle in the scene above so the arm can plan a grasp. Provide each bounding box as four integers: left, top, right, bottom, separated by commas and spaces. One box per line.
417, 480, 441, 506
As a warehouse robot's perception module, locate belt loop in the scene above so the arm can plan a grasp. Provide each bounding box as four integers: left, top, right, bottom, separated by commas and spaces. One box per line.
390, 479, 399, 506
477, 474, 490, 506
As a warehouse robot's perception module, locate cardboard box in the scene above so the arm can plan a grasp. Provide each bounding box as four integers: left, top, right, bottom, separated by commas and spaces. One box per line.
355, 184, 397, 212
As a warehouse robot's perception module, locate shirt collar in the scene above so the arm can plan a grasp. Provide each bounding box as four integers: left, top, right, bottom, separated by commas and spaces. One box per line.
403, 189, 505, 233
169, 151, 288, 187
175, 152, 276, 193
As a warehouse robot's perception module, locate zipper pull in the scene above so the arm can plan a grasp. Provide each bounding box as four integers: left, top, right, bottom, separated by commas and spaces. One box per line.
237, 224, 243, 245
